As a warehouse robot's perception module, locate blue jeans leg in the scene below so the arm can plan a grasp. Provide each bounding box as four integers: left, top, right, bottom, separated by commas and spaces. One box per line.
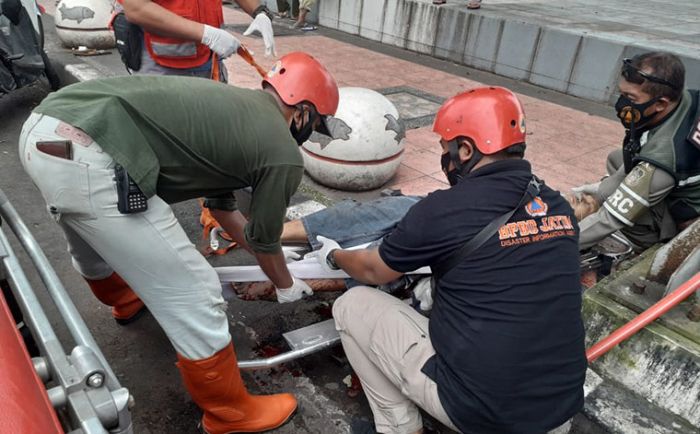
301, 196, 422, 250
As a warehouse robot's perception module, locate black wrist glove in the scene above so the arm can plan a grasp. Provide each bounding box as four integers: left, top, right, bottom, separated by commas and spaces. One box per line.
252, 4, 273, 20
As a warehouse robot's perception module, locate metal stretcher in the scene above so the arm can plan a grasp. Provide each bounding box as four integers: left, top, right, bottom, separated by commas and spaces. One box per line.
216, 250, 431, 370
0, 188, 132, 434
219, 232, 639, 370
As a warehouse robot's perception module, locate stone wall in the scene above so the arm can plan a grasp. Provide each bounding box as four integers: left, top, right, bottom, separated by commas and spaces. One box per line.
299, 0, 700, 105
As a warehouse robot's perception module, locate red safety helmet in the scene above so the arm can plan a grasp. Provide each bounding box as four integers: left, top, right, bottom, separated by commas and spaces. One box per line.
433, 87, 526, 154
263, 52, 339, 135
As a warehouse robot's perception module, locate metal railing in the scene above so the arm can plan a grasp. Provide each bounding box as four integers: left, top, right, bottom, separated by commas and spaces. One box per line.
0, 188, 132, 434
587, 272, 700, 362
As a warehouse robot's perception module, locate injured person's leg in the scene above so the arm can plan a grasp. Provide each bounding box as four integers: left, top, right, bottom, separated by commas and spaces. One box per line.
282, 196, 422, 249
232, 279, 347, 301
232, 272, 428, 305
280, 219, 310, 245
234, 195, 424, 301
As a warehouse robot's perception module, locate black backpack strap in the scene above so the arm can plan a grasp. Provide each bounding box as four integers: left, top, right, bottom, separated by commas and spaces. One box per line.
431, 176, 542, 280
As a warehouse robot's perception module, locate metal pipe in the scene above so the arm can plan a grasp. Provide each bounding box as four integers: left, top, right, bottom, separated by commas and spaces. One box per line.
0, 226, 67, 376
216, 262, 431, 283
238, 336, 341, 370
586, 272, 700, 362
237, 46, 267, 77
0, 188, 120, 390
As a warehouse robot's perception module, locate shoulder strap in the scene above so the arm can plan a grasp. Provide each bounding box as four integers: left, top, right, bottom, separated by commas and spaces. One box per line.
431, 176, 541, 280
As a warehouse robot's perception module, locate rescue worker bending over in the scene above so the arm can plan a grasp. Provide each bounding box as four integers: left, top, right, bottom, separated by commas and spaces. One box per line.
315, 88, 587, 434
577, 52, 700, 250
19, 52, 338, 434
120, 0, 276, 79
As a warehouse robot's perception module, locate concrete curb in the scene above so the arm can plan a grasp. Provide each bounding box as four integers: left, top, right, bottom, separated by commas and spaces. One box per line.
583, 248, 700, 430
307, 0, 700, 105
42, 14, 122, 87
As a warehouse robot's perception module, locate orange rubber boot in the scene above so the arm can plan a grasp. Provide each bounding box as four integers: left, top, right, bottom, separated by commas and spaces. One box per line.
176, 343, 297, 434
84, 273, 146, 325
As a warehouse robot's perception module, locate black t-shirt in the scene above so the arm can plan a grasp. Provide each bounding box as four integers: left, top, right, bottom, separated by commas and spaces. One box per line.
379, 159, 586, 434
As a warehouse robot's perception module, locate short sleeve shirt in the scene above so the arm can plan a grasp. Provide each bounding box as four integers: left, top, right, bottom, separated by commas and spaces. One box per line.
379, 160, 587, 433
34, 76, 303, 253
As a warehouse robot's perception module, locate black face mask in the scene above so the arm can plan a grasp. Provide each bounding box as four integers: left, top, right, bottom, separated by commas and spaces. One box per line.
440, 140, 483, 186
615, 95, 660, 130
616, 95, 660, 173
290, 108, 318, 146
441, 152, 462, 186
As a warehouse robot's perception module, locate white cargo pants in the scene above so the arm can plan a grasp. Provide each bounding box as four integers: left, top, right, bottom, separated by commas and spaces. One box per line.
19, 113, 231, 360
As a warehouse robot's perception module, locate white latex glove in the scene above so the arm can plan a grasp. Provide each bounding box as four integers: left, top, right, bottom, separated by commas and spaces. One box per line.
201, 24, 240, 58
309, 235, 342, 273
275, 277, 313, 303
282, 246, 303, 262
412, 277, 433, 311
243, 13, 277, 57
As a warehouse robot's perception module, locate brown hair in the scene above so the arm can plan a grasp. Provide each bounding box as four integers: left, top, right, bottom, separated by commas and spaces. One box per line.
624, 52, 685, 102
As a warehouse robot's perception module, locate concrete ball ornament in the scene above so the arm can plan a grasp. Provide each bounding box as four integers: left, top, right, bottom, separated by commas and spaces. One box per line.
55, 0, 115, 49
301, 87, 406, 191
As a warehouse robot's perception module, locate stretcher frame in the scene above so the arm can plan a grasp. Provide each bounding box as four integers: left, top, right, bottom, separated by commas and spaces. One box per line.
216, 252, 431, 370
0, 188, 132, 434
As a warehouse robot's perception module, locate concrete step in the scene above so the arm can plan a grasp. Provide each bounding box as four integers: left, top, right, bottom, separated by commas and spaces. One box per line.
584, 374, 696, 434
583, 248, 700, 430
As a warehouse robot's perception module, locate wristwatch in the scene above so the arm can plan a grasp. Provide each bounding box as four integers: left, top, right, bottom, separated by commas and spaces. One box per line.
252, 5, 274, 20
326, 249, 340, 270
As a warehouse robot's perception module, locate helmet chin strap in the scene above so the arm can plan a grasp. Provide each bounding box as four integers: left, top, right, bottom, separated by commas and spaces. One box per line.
448, 139, 483, 180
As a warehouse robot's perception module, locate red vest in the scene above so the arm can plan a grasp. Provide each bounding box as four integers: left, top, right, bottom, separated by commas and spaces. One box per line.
145, 0, 223, 69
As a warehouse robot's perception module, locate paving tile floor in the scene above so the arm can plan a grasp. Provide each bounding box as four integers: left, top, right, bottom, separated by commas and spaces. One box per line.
39, 2, 624, 197
222, 8, 621, 196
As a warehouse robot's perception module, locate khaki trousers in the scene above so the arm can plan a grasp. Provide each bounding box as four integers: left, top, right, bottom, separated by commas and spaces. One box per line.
332, 286, 459, 434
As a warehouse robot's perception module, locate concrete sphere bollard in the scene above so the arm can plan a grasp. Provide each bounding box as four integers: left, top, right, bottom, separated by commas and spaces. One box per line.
55, 0, 116, 49
302, 87, 406, 191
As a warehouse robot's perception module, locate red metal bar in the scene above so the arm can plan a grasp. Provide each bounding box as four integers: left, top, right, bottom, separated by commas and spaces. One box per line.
587, 272, 700, 362
0, 292, 63, 433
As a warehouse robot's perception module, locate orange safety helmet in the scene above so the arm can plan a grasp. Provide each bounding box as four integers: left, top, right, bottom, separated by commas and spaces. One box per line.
263, 52, 339, 135
433, 87, 526, 154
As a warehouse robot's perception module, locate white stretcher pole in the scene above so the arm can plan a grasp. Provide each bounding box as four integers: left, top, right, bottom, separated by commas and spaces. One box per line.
216, 259, 431, 282
218, 244, 431, 369
216, 242, 431, 282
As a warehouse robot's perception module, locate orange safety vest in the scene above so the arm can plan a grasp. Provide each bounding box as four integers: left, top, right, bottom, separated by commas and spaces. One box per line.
144, 0, 223, 69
